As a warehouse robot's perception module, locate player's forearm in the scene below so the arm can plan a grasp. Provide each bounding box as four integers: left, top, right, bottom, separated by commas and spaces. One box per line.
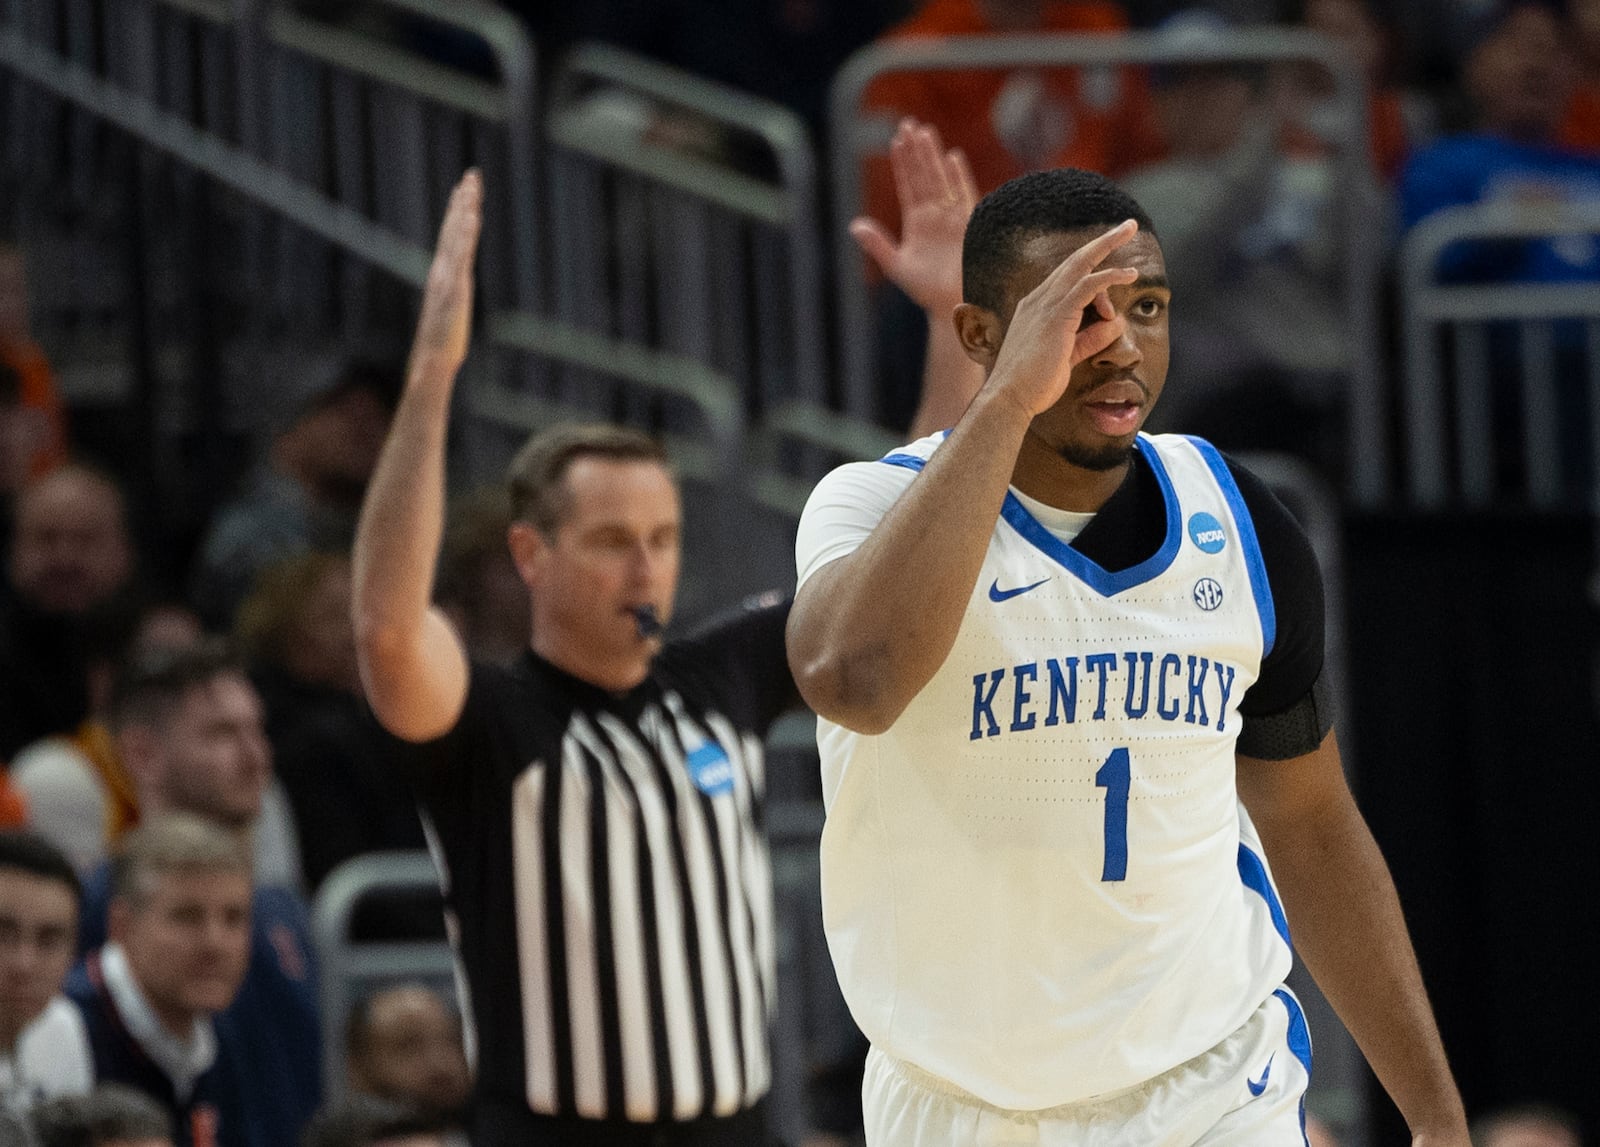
351, 358, 454, 656
907, 306, 985, 440
789, 388, 1031, 733
1264, 787, 1467, 1138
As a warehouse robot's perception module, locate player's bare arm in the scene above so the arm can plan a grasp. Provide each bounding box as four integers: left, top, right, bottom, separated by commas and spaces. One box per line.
352, 169, 480, 743
850, 119, 983, 439
1236, 732, 1470, 1147
788, 221, 1141, 734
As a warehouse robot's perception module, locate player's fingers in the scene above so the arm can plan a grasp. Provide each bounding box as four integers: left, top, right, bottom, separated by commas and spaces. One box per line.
849, 218, 899, 276
1042, 219, 1139, 291
948, 147, 979, 209
1037, 265, 1139, 317
1093, 290, 1115, 322
1069, 313, 1128, 366
890, 124, 916, 213
906, 124, 948, 204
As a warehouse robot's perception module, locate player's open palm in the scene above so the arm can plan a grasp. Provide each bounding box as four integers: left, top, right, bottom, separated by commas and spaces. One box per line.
850, 119, 975, 314
987, 220, 1140, 418
411, 168, 483, 381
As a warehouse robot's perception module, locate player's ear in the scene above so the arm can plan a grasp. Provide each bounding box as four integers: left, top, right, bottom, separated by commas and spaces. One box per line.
954, 303, 1002, 371
506, 520, 549, 590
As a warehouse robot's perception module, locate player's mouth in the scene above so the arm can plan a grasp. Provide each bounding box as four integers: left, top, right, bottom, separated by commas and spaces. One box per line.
1081, 380, 1147, 437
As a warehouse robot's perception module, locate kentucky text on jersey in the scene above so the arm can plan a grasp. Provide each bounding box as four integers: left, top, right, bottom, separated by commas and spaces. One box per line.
970, 651, 1241, 740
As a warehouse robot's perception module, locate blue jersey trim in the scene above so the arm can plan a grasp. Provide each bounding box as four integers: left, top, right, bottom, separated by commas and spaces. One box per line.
879, 452, 928, 472
998, 435, 1183, 597
1237, 843, 1292, 949
1272, 987, 1315, 1082
1184, 436, 1277, 658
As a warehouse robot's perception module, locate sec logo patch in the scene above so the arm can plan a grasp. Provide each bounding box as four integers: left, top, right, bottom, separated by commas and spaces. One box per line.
1193, 578, 1224, 611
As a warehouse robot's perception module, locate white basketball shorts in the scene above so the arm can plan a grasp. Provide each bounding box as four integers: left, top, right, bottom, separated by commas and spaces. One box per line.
862, 987, 1313, 1147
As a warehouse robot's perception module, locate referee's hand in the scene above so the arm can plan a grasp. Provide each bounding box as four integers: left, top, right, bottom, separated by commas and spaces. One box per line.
409, 168, 483, 386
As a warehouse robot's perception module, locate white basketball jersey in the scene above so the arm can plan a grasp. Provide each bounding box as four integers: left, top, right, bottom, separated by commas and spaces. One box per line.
810, 432, 1295, 1110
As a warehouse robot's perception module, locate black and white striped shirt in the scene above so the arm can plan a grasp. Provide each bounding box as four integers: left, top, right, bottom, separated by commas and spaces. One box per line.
398, 601, 796, 1130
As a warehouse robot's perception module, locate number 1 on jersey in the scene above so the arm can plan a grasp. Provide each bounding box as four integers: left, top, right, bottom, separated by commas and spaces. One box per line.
1095, 747, 1130, 881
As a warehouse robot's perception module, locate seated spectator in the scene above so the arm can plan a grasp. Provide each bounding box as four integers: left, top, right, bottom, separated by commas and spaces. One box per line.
75, 644, 320, 1147
300, 1097, 457, 1147
234, 554, 422, 892
860, 0, 1163, 240
344, 985, 468, 1128
190, 360, 398, 628
1401, 0, 1599, 280
65, 816, 253, 1147
28, 1083, 175, 1147
1469, 1103, 1582, 1147
0, 244, 66, 490
10, 603, 202, 874
0, 833, 92, 1116
1560, 0, 1600, 151
1, 363, 50, 516
0, 465, 138, 760
435, 488, 529, 665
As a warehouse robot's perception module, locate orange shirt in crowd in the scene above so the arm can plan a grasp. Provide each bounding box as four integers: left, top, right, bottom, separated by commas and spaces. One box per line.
1560, 83, 1600, 153
0, 771, 28, 829
1, 337, 67, 478
860, 0, 1163, 236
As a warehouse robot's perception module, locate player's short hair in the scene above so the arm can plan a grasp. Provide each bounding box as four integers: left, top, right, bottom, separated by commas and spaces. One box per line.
107, 637, 244, 733
0, 830, 81, 905
29, 1083, 174, 1147
962, 168, 1156, 314
109, 813, 252, 908
505, 423, 671, 535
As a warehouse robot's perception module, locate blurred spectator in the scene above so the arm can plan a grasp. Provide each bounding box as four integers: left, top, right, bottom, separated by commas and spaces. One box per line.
10, 603, 202, 874
1560, 0, 1600, 151
1401, 0, 1598, 274
190, 360, 398, 628
28, 1083, 175, 1147
300, 1096, 457, 1147
0, 244, 66, 488
74, 644, 321, 1147
1288, 0, 1432, 180
343, 985, 469, 1128
234, 554, 422, 892
1470, 1103, 1583, 1147
860, 0, 1163, 241
0, 465, 138, 761
434, 488, 529, 665
64, 816, 253, 1147
1, 363, 50, 512
1120, 9, 1378, 465
0, 833, 92, 1116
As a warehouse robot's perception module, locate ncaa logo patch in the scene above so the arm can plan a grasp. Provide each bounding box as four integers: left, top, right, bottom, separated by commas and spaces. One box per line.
1193, 578, 1224, 611
1188, 512, 1227, 554
687, 741, 735, 797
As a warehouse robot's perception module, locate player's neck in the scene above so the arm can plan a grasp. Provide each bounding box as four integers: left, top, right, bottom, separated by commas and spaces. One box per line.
1010, 441, 1131, 514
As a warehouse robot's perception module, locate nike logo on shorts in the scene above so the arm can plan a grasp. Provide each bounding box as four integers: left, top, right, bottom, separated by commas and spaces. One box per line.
989, 577, 1051, 602
1247, 1054, 1274, 1097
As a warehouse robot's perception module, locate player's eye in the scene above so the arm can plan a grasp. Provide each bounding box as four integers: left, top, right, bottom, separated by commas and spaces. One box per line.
1133, 297, 1166, 318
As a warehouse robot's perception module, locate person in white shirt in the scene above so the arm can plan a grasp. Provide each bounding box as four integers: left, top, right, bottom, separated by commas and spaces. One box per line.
0, 831, 93, 1117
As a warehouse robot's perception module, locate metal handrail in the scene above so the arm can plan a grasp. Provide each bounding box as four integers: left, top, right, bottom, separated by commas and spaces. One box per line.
826, 29, 1381, 501
1399, 200, 1600, 508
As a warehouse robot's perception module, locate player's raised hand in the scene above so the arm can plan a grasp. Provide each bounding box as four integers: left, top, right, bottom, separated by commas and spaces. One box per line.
850, 119, 976, 315
409, 169, 483, 384
985, 220, 1141, 418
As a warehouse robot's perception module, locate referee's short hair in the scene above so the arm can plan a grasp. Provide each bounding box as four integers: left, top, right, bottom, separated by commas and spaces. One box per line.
505, 423, 670, 535
110, 813, 252, 908
962, 168, 1155, 315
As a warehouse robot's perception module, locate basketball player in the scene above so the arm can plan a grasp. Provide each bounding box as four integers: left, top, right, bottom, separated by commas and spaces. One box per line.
788, 153, 1470, 1144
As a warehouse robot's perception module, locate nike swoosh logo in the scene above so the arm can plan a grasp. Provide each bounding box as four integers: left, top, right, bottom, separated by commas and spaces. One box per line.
1246, 1054, 1274, 1097
988, 577, 1051, 602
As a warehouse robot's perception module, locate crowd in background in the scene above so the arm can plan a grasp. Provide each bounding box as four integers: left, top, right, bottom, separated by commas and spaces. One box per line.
2, 0, 1599, 1143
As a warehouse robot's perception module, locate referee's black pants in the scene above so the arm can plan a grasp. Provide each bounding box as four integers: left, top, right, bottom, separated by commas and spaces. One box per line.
474, 1098, 769, 1146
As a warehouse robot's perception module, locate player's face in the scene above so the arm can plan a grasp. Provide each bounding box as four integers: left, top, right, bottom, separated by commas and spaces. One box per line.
997, 227, 1170, 471
0, 869, 78, 1045
532, 458, 682, 658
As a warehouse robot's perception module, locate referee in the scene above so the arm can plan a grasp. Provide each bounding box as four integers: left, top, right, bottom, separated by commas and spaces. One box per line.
352, 172, 794, 1145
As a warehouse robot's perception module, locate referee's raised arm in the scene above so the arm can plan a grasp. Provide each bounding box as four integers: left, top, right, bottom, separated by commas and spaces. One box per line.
351, 170, 479, 743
